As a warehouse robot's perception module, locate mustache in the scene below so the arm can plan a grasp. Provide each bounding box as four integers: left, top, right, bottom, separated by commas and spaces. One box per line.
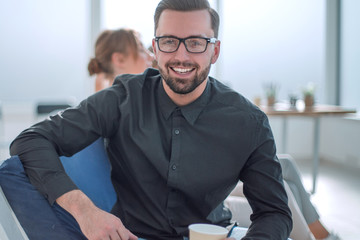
165, 61, 199, 69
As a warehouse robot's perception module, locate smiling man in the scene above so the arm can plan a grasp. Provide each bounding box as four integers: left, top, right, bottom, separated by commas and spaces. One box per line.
154, 8, 220, 105
7, 0, 292, 239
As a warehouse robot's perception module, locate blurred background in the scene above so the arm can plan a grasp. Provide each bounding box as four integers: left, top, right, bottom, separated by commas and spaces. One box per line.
1, 0, 359, 168
0, 0, 359, 237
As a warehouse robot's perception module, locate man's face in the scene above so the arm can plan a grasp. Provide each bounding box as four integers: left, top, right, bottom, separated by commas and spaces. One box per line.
153, 9, 220, 95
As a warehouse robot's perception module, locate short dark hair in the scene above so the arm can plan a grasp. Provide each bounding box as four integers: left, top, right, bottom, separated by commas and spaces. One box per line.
154, 0, 220, 38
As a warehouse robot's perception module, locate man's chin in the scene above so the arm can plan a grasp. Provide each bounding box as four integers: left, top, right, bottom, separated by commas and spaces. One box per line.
169, 84, 192, 95
169, 79, 201, 94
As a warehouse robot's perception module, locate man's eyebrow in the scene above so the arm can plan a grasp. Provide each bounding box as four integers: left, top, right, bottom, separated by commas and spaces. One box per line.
157, 34, 208, 38
187, 35, 208, 38
156, 35, 178, 38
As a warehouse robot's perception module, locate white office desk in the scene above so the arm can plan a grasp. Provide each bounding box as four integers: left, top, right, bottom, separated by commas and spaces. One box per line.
261, 104, 356, 193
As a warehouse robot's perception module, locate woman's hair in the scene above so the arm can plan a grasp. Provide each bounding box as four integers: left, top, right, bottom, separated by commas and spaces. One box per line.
154, 0, 220, 38
88, 29, 141, 76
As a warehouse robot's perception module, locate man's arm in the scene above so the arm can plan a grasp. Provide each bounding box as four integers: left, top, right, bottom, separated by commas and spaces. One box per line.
10, 133, 137, 239
10, 87, 133, 239
240, 114, 292, 239
10, 88, 122, 204
56, 190, 137, 240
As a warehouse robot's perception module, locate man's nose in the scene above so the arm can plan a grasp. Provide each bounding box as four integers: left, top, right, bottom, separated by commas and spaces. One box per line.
173, 41, 191, 60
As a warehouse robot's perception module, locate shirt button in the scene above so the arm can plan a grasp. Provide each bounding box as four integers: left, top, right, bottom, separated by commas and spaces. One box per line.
174, 129, 180, 135
171, 164, 177, 170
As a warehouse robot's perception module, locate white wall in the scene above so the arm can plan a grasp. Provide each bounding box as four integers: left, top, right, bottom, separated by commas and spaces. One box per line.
101, 0, 159, 48
0, 0, 91, 105
340, 0, 360, 110
219, 0, 326, 104
101, 0, 218, 49
0, 0, 327, 106
321, 117, 360, 168
268, 115, 360, 170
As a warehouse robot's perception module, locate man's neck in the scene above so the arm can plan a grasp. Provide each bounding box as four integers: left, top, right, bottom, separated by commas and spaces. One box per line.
162, 78, 208, 107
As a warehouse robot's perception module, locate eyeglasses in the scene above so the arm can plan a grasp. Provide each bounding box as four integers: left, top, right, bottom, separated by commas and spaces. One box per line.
154, 36, 217, 53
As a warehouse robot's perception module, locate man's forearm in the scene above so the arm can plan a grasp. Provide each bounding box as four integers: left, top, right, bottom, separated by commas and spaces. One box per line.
56, 190, 138, 240
56, 189, 97, 220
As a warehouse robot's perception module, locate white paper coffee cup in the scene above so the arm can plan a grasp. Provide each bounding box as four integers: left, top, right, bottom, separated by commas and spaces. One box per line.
189, 223, 229, 240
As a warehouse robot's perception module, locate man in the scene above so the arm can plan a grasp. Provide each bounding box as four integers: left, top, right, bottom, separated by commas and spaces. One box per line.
9, 0, 292, 239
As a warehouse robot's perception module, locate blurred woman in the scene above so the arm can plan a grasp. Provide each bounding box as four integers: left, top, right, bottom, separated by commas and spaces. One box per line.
88, 28, 154, 92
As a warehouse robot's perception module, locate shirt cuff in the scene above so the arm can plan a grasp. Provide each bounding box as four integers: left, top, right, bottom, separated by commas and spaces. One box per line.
42, 172, 78, 205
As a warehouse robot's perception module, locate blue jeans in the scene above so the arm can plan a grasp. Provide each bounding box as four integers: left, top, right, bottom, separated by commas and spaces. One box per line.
0, 156, 87, 239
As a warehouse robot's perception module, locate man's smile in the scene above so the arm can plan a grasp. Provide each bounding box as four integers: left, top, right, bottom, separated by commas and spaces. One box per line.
171, 67, 195, 74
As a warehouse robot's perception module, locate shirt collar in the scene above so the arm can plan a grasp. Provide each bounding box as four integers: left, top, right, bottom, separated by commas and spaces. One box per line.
158, 79, 211, 125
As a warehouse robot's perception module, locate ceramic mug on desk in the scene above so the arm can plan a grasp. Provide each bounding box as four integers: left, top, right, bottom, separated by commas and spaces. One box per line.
189, 223, 228, 240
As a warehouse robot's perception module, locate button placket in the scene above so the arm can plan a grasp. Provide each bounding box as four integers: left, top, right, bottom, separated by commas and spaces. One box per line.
166, 109, 183, 225
168, 109, 181, 186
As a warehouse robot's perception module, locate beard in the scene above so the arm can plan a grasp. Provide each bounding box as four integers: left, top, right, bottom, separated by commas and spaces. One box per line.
159, 60, 212, 94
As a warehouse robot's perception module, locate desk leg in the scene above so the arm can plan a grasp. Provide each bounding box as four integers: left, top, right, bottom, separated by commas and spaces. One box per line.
312, 117, 320, 194
282, 117, 288, 153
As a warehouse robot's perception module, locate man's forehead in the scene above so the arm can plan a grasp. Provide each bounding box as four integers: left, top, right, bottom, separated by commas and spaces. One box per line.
156, 9, 213, 37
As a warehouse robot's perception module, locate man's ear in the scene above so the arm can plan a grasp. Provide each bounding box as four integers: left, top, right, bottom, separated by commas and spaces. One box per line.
111, 52, 126, 67
211, 40, 221, 64
152, 39, 158, 56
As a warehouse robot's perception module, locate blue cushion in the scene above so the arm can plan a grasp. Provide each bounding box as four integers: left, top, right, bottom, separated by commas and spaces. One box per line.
60, 138, 116, 212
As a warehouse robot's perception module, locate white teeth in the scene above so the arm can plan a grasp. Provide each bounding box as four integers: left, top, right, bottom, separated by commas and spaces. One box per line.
173, 67, 192, 73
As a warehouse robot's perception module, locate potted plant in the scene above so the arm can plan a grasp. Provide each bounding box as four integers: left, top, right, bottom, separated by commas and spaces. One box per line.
263, 82, 278, 107
303, 82, 315, 107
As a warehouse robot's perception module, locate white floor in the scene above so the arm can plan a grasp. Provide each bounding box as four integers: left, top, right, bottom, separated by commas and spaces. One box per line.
297, 159, 360, 240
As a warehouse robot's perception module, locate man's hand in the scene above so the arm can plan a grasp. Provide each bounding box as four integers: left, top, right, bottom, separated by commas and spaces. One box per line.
57, 189, 138, 240
76, 205, 137, 240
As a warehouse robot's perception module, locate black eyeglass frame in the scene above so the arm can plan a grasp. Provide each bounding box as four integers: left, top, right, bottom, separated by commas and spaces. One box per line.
154, 36, 218, 53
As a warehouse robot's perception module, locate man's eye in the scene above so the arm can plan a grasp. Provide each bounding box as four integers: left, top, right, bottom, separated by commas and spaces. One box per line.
188, 39, 203, 47
162, 39, 176, 45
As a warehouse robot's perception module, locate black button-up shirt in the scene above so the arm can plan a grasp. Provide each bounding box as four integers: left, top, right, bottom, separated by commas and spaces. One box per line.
11, 68, 292, 239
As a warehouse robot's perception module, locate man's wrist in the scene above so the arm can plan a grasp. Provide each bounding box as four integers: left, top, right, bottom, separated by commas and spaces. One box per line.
56, 189, 97, 219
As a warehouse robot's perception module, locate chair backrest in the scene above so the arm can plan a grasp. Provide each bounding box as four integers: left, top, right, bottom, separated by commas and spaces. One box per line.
60, 138, 117, 212
0, 186, 29, 240
0, 102, 4, 147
